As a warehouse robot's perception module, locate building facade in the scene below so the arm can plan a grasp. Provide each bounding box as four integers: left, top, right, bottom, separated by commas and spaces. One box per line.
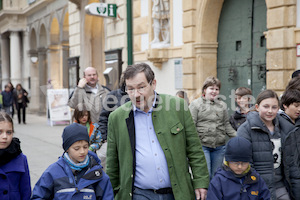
0, 0, 299, 114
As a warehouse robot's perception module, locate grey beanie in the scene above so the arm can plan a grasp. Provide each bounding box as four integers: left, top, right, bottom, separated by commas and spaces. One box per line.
62, 123, 90, 151
225, 137, 252, 162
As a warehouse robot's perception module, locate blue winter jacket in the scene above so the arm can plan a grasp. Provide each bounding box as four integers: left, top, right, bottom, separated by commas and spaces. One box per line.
0, 153, 31, 200
207, 165, 270, 200
1, 90, 13, 107
31, 151, 114, 200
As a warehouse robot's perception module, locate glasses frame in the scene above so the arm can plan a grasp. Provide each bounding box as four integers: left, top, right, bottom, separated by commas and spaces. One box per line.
125, 80, 153, 94
230, 161, 249, 167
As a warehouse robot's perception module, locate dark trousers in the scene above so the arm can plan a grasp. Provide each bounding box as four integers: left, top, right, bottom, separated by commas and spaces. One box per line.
17, 103, 26, 123
11, 105, 14, 118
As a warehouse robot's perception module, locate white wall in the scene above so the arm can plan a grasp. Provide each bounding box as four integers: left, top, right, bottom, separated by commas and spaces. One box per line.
147, 58, 183, 96
173, 0, 183, 46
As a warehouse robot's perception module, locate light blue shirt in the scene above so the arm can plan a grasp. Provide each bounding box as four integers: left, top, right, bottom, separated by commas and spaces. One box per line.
133, 93, 171, 189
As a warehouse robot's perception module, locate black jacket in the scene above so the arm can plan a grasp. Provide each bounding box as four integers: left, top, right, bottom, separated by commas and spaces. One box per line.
238, 111, 299, 200
229, 110, 247, 131
98, 88, 129, 140
12, 89, 29, 109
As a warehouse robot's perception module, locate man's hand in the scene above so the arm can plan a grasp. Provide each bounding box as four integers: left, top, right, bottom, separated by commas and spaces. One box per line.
78, 78, 88, 88
195, 188, 207, 200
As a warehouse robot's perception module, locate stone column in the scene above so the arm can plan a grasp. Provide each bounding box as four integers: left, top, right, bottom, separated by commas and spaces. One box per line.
47, 45, 63, 88
9, 31, 22, 86
27, 49, 39, 112
38, 47, 47, 114
62, 44, 70, 89
22, 31, 31, 91
1, 34, 10, 88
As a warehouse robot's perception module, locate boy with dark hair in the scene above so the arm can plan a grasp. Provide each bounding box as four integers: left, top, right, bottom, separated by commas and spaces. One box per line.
280, 89, 300, 125
207, 137, 270, 200
230, 87, 253, 130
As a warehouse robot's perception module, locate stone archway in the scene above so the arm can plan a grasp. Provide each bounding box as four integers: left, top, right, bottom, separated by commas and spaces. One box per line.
182, 0, 224, 99
183, 0, 297, 99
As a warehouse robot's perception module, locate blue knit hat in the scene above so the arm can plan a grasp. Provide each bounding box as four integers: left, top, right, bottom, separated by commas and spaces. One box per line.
225, 137, 252, 162
62, 123, 90, 151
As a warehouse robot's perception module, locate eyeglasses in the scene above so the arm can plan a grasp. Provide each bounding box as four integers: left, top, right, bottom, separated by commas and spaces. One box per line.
125, 80, 152, 94
230, 162, 249, 167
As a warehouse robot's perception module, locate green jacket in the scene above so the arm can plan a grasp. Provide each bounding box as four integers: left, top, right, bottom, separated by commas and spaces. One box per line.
106, 94, 209, 200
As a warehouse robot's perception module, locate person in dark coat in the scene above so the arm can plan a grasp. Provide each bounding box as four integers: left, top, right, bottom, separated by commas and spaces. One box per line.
1, 85, 13, 116
0, 111, 31, 200
229, 87, 253, 131
7, 82, 15, 118
97, 73, 130, 171
207, 137, 270, 200
13, 84, 29, 124
238, 90, 298, 200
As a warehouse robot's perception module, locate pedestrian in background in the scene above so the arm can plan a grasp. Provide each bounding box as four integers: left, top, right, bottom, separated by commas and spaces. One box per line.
106, 63, 209, 200
0, 111, 31, 199
13, 84, 29, 124
189, 76, 236, 179
229, 87, 253, 131
31, 123, 114, 200
7, 82, 15, 118
68, 67, 110, 123
238, 90, 296, 199
1, 85, 13, 116
207, 137, 270, 200
0, 89, 3, 110
73, 104, 102, 153
176, 90, 190, 105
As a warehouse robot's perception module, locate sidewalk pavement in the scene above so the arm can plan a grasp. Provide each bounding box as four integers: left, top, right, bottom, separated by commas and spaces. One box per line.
14, 113, 67, 189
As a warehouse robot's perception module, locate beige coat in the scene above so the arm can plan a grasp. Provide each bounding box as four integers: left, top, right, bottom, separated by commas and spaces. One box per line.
189, 96, 236, 148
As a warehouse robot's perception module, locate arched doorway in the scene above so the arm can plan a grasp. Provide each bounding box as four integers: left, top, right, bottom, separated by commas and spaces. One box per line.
217, 0, 267, 111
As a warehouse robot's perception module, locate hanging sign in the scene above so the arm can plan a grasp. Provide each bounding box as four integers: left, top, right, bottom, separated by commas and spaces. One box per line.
85, 3, 117, 18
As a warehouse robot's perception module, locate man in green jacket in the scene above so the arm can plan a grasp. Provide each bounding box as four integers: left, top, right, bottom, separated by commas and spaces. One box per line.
106, 63, 209, 200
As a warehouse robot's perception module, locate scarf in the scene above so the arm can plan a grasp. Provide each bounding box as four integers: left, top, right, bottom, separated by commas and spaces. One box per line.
0, 137, 22, 165
63, 152, 90, 171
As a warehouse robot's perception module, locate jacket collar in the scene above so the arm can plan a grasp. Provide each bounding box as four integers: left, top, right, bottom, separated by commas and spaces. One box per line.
247, 111, 280, 133
0, 154, 25, 173
220, 164, 258, 185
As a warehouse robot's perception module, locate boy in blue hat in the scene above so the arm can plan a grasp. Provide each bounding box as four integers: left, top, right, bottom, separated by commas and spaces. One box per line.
207, 137, 270, 200
31, 123, 114, 200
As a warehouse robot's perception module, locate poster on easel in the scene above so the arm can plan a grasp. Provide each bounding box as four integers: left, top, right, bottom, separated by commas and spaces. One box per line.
47, 89, 72, 126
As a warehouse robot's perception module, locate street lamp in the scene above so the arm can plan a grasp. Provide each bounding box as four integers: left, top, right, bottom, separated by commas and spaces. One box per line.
30, 56, 38, 64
